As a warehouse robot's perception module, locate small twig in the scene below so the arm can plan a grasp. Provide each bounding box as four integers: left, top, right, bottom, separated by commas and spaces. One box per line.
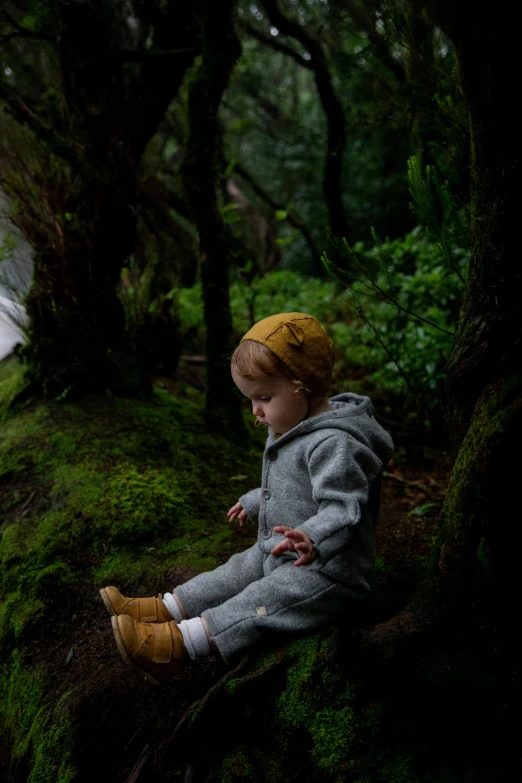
374, 412, 421, 432
383, 472, 435, 497
234, 658, 285, 690
21, 490, 36, 511
180, 355, 206, 365
124, 743, 151, 783
343, 244, 455, 337
383, 471, 413, 484
173, 655, 250, 739
357, 302, 430, 415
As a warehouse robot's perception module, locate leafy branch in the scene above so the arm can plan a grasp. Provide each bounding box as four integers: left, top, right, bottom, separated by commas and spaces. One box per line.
323, 237, 455, 337
407, 156, 469, 284
353, 297, 432, 417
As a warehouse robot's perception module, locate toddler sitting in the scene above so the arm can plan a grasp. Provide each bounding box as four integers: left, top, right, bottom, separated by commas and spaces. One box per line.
101, 312, 393, 684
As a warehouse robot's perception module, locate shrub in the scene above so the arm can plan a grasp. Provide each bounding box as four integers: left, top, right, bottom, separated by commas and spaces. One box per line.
177, 228, 468, 427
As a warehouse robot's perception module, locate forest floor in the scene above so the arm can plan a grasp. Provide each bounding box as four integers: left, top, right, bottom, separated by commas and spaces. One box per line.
0, 355, 462, 781
17, 446, 450, 782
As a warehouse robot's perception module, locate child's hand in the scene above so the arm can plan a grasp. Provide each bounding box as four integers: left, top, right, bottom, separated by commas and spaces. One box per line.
272, 527, 317, 566
227, 501, 249, 527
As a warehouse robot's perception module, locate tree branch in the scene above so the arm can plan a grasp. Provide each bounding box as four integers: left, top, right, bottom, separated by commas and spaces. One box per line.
328, 242, 455, 336
0, 9, 54, 43
114, 47, 199, 63
0, 81, 82, 170
233, 162, 323, 274
260, 0, 348, 240
342, 0, 407, 84
243, 21, 314, 70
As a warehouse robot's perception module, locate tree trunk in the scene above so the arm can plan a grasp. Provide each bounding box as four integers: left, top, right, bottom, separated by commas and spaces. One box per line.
181, 0, 245, 432
23, 191, 138, 396
2, 1, 201, 396
431, 0, 522, 633
368, 0, 522, 652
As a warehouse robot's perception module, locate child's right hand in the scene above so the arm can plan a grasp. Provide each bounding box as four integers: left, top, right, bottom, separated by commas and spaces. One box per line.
227, 501, 250, 527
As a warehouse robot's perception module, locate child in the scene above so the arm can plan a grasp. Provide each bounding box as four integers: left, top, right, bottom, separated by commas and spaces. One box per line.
101, 312, 393, 684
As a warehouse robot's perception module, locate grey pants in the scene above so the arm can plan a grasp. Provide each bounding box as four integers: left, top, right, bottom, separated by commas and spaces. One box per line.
174, 544, 356, 661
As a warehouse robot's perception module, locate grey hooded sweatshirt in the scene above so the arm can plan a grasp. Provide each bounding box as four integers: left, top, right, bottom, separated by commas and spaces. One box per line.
239, 393, 394, 592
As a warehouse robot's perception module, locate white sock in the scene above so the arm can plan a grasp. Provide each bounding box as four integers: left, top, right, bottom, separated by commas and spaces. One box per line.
178, 618, 211, 660
162, 592, 183, 623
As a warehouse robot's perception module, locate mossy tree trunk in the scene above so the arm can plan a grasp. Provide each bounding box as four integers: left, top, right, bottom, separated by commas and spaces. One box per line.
0, 1, 200, 397
431, 0, 522, 630
181, 0, 245, 432
366, 0, 522, 653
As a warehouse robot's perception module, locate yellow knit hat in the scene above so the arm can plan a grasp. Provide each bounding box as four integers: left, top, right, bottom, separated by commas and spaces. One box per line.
240, 312, 334, 394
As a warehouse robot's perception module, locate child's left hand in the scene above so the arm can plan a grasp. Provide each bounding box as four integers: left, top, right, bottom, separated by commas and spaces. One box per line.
271, 527, 317, 566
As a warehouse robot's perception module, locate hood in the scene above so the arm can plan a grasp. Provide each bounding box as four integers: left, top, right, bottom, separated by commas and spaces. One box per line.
267, 392, 394, 467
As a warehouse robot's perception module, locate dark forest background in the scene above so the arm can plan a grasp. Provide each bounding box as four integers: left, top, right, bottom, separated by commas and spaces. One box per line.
1, 1, 520, 781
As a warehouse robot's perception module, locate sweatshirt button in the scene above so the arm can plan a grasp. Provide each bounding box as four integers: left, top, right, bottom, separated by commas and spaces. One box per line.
268, 451, 277, 461
262, 489, 271, 499
262, 528, 272, 539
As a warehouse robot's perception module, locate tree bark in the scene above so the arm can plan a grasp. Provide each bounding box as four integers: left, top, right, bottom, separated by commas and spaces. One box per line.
430, 0, 522, 633
1, 1, 201, 396
365, 0, 522, 653
181, 0, 245, 432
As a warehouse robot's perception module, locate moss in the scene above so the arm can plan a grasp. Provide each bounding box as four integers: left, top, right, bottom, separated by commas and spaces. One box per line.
268, 631, 442, 781
310, 703, 358, 774
28, 715, 76, 783
225, 677, 238, 695
0, 651, 45, 758
274, 634, 364, 775
0, 652, 76, 781
438, 370, 522, 545
276, 637, 320, 728
0, 365, 262, 777
0, 356, 26, 420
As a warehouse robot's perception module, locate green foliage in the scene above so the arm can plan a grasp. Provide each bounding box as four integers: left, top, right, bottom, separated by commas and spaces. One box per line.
407, 156, 470, 276
230, 270, 340, 333
178, 227, 467, 425
325, 227, 468, 423
177, 269, 341, 346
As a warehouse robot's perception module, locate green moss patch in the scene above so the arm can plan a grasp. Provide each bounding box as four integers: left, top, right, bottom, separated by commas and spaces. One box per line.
0, 359, 262, 779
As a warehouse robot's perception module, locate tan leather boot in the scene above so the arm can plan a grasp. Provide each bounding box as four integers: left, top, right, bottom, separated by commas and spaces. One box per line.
100, 586, 173, 623
111, 615, 188, 685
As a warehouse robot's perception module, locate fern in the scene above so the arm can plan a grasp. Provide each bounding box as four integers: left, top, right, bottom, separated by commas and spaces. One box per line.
407, 156, 469, 282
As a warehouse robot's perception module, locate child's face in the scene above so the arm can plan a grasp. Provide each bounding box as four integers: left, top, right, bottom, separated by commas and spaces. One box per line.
231, 368, 308, 434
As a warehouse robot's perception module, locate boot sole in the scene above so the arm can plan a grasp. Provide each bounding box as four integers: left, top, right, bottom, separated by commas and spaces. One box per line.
111, 615, 162, 686
99, 588, 117, 617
